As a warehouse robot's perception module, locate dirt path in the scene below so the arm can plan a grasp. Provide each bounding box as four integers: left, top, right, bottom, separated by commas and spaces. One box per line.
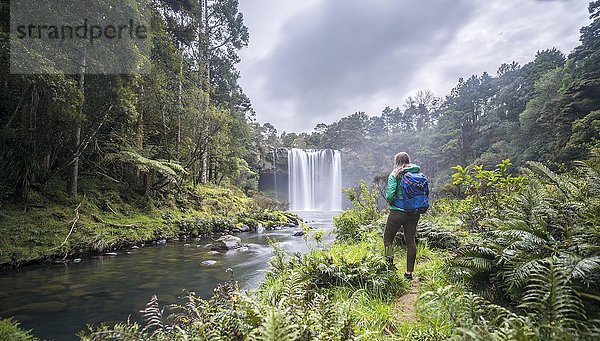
395, 279, 419, 323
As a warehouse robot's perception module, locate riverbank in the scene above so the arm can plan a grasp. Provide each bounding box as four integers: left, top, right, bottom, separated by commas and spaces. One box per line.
0, 178, 298, 269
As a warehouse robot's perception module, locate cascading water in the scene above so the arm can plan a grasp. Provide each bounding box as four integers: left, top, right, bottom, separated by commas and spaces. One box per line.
287, 148, 342, 211
272, 148, 278, 199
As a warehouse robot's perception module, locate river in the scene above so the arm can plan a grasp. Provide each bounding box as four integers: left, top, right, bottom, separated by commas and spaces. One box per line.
0, 211, 338, 340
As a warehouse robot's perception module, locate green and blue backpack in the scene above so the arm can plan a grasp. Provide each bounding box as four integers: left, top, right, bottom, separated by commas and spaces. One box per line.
392, 172, 430, 214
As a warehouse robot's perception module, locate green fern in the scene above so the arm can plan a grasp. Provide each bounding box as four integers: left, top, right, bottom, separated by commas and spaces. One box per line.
518, 260, 587, 334
557, 254, 600, 290
451, 246, 497, 281
250, 306, 300, 341
526, 161, 579, 198
140, 295, 166, 336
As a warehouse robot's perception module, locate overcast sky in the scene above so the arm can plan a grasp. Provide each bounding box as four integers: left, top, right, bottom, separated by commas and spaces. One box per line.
237, 0, 591, 133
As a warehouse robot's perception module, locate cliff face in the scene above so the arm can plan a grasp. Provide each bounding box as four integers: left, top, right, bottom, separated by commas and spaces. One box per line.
258, 171, 289, 202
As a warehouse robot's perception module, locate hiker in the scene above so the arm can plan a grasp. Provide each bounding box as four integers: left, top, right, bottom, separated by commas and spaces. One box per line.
384, 152, 429, 280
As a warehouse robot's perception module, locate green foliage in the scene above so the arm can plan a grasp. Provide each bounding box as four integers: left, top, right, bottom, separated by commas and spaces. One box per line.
333, 180, 382, 242
449, 159, 527, 230
0, 178, 295, 267
445, 151, 600, 337
416, 222, 460, 249
177, 209, 298, 235
0, 0, 257, 204
249, 305, 300, 341
0, 319, 39, 341
518, 260, 588, 334
421, 260, 600, 340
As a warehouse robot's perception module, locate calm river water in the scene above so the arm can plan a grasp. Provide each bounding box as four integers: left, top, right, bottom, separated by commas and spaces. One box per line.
0, 211, 338, 340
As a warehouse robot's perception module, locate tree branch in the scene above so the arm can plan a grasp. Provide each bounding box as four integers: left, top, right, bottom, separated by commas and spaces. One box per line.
60, 200, 83, 247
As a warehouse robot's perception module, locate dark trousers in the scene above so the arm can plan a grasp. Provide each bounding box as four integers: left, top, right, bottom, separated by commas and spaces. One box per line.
384, 210, 419, 272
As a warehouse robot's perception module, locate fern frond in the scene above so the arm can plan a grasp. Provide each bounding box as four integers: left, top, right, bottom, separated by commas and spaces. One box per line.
557, 254, 600, 287
251, 306, 300, 341
526, 161, 579, 199
140, 295, 166, 337
450, 246, 498, 285
496, 226, 550, 248
281, 270, 308, 305
503, 257, 546, 295
519, 260, 586, 331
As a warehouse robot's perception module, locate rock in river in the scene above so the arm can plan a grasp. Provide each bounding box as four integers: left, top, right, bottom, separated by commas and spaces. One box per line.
211, 235, 243, 251
201, 260, 217, 266
234, 225, 250, 232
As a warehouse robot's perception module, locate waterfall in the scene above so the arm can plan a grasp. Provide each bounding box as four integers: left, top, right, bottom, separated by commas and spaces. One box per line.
272, 148, 278, 200
288, 148, 342, 211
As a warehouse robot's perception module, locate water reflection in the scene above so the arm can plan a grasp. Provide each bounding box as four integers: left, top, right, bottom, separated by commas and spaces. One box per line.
0, 211, 337, 340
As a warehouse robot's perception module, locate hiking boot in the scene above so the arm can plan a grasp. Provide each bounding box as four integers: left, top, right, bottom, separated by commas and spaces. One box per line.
404, 272, 413, 280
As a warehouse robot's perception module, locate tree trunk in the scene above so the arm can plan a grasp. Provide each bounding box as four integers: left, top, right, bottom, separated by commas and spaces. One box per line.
67, 50, 86, 197
199, 0, 210, 184
176, 61, 183, 160
136, 84, 145, 150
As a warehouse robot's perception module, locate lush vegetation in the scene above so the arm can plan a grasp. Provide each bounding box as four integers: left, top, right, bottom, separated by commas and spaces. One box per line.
0, 170, 299, 267
0, 0, 298, 267
1, 0, 599, 340
1, 0, 263, 201
60, 150, 598, 340
0, 319, 39, 341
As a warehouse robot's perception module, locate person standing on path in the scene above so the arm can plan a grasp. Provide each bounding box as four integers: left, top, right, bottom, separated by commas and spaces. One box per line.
384, 152, 421, 280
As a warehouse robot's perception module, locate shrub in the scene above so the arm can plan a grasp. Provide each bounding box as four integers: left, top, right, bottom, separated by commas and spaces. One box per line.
448, 159, 527, 230
333, 180, 383, 242
0, 319, 39, 341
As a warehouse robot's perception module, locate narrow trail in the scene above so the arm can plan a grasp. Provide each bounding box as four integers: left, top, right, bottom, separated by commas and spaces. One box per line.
395, 279, 419, 323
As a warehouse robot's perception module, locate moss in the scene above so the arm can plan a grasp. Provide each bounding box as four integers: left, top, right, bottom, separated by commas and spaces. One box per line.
0, 179, 292, 268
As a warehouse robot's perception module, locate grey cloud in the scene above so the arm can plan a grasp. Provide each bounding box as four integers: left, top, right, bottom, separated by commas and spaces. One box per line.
255, 0, 477, 130
239, 0, 589, 132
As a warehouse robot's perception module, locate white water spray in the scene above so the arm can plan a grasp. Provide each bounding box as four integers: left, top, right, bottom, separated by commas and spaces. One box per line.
287, 148, 342, 211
